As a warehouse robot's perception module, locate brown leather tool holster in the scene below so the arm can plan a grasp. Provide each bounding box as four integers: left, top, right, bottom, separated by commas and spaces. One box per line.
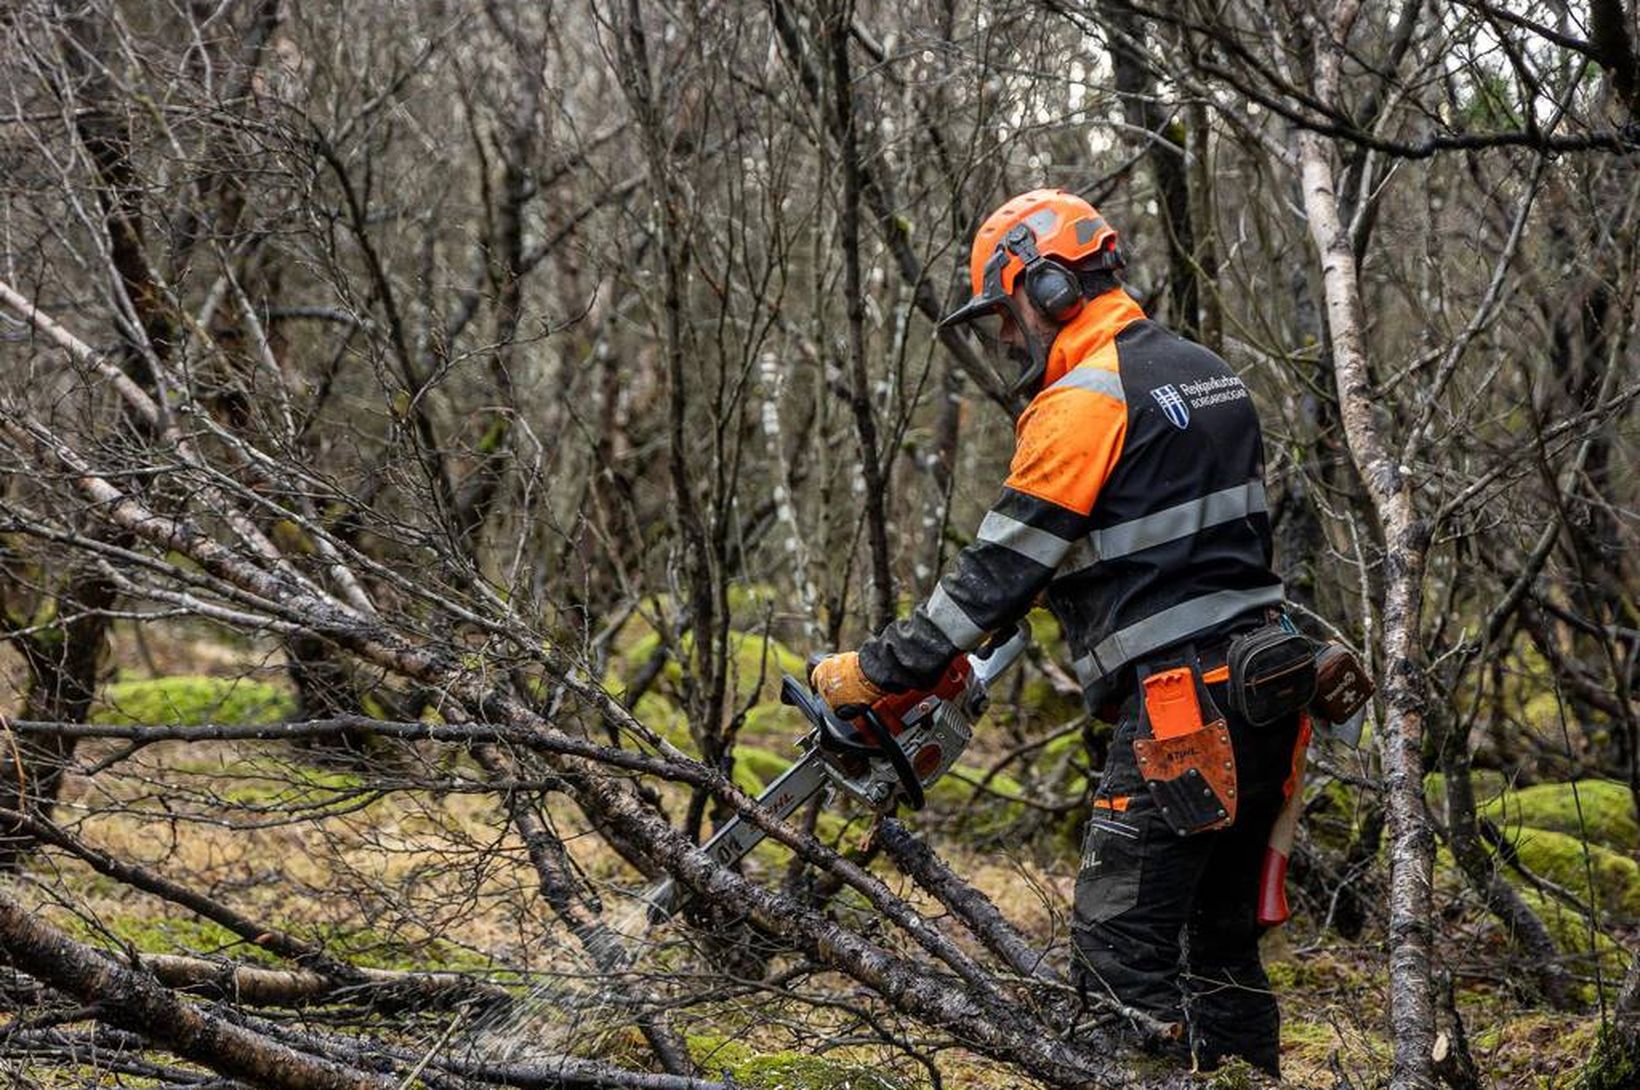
1132, 653, 1237, 836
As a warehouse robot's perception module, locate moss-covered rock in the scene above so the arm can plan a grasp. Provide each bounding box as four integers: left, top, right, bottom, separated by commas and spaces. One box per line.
1517, 889, 1631, 989
1483, 780, 1639, 854
688, 1035, 907, 1090
94, 675, 294, 727
1506, 827, 1640, 920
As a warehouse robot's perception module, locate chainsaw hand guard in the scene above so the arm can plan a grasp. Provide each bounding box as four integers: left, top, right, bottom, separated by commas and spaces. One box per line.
780, 675, 927, 810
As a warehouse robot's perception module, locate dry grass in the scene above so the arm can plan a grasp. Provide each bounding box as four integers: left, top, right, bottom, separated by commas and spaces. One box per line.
3, 629, 1630, 1089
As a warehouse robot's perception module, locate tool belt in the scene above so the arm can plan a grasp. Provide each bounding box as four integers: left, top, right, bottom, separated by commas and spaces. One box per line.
1119, 618, 1376, 836
1133, 650, 1237, 836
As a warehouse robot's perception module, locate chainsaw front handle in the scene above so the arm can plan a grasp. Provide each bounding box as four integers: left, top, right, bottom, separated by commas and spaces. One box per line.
780, 674, 926, 809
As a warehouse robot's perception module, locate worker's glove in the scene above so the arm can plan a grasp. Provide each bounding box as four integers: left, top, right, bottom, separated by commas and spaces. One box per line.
809, 651, 886, 719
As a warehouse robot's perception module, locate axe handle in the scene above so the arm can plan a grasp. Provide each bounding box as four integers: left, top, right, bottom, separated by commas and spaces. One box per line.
1256, 717, 1311, 927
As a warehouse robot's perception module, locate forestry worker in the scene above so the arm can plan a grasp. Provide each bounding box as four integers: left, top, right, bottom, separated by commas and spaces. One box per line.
810, 188, 1303, 1077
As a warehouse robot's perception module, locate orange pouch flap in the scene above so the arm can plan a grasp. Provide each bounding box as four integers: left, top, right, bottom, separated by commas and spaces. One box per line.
1143, 667, 1205, 740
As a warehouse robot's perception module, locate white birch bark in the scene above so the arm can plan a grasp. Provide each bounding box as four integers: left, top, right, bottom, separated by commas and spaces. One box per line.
1296, 6, 1436, 1085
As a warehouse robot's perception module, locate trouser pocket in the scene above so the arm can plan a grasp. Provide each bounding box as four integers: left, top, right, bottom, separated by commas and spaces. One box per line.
1075, 804, 1146, 925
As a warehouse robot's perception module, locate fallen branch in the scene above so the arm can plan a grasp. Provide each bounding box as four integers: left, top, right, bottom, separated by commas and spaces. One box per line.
0, 804, 508, 1013
0, 887, 391, 1090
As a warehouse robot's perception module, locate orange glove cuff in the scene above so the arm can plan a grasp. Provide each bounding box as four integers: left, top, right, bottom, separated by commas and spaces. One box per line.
809, 651, 886, 712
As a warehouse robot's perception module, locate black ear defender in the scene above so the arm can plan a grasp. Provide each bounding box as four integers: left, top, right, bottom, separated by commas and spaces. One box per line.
1003, 223, 1084, 323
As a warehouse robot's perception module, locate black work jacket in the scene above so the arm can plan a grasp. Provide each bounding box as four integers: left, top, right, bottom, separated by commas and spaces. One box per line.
860, 289, 1284, 712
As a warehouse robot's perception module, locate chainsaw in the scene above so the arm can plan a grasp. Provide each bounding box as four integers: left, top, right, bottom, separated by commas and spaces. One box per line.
645, 620, 1031, 920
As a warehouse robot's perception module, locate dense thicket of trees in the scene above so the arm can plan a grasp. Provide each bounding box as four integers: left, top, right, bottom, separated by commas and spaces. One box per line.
1, 2, 1636, 1088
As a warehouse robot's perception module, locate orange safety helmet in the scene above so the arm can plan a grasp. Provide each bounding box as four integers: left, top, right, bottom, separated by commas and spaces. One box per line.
940, 188, 1124, 331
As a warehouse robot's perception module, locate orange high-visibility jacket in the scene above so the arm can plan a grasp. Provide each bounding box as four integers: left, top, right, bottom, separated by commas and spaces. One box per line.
860, 289, 1285, 710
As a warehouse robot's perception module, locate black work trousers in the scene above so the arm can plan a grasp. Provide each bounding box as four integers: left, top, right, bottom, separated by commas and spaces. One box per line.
1071, 682, 1300, 1076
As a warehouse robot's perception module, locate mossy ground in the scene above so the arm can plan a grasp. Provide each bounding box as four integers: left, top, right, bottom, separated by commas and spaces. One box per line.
5, 626, 1636, 1089
94, 673, 295, 727
689, 1034, 909, 1089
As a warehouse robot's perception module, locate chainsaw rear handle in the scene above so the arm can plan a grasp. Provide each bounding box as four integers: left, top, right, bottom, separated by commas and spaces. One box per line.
779, 675, 926, 810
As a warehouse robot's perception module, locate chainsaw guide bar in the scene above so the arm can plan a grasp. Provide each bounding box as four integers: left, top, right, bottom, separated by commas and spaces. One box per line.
644, 621, 1030, 920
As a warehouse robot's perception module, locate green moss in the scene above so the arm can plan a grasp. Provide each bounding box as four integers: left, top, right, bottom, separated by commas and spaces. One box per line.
1306, 777, 1368, 853
1015, 675, 1085, 726
1204, 1057, 1264, 1090
358, 690, 392, 721
1423, 770, 1509, 816
315, 925, 492, 972
1483, 780, 1639, 854
687, 1035, 906, 1090
732, 745, 794, 795
632, 692, 691, 749
94, 675, 294, 727
1024, 606, 1065, 656
734, 1051, 905, 1090
923, 765, 1027, 839
102, 913, 279, 963
618, 631, 672, 687
1263, 951, 1370, 995
724, 630, 808, 699
1578, 1025, 1640, 1090
1517, 889, 1630, 987
1280, 1017, 1336, 1050
725, 582, 782, 623
211, 757, 366, 806
616, 629, 807, 709
1506, 827, 1640, 919
740, 701, 809, 743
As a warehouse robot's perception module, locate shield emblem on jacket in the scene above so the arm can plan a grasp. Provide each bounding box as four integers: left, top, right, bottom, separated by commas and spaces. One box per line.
1151, 384, 1191, 429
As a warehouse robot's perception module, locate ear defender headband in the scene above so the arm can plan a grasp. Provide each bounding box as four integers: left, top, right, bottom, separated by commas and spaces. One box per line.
1003, 223, 1084, 323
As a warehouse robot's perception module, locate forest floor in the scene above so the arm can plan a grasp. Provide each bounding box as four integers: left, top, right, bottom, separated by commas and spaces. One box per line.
4, 621, 1634, 1089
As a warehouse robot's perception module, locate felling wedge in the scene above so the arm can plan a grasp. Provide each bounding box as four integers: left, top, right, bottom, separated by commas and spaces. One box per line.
644, 622, 1031, 921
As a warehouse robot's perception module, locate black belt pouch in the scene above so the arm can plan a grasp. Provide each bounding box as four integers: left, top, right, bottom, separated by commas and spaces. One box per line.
1226, 624, 1316, 727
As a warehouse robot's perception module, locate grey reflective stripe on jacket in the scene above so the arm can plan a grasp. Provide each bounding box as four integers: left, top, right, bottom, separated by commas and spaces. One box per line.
976, 509, 1078, 568
1052, 365, 1126, 401
1071, 583, 1287, 689
922, 584, 988, 650
1058, 479, 1267, 576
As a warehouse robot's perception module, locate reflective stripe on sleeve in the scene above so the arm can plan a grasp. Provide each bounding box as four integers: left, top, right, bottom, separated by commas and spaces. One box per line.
1057, 479, 1267, 577
1072, 583, 1286, 686
922, 584, 987, 651
1051, 366, 1126, 402
975, 510, 1076, 569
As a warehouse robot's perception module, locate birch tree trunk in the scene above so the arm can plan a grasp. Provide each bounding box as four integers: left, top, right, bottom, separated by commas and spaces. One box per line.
1297, 6, 1436, 1084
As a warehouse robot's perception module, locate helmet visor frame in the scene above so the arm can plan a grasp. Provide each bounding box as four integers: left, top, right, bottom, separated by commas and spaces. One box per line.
938, 243, 1053, 397
938, 244, 1014, 330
